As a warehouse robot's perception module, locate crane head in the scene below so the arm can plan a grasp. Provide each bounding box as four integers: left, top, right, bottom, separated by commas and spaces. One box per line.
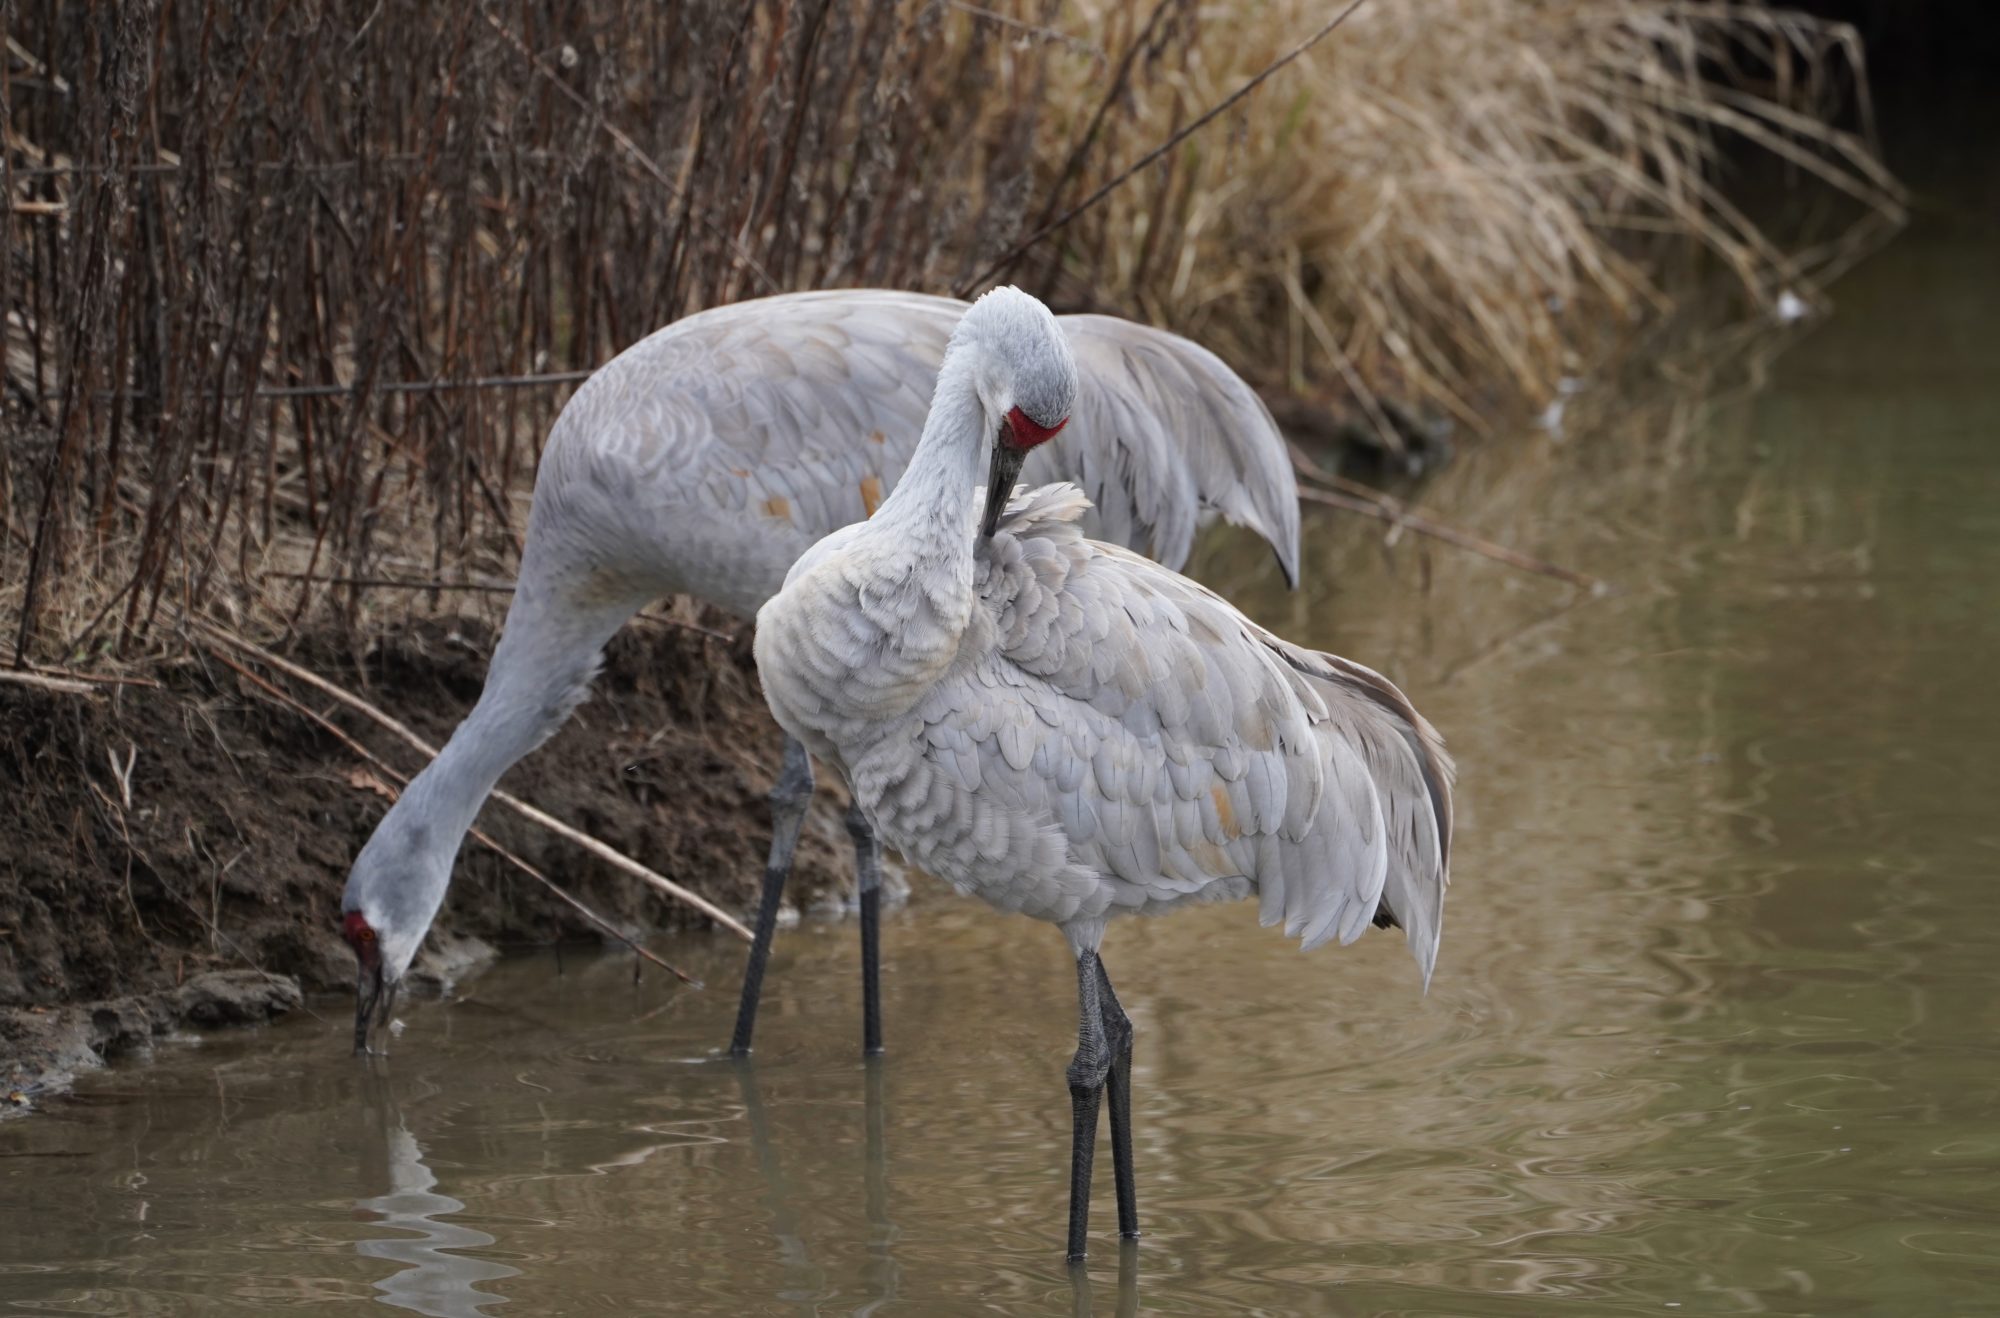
964, 286, 1078, 537
342, 909, 398, 1057
340, 810, 450, 1056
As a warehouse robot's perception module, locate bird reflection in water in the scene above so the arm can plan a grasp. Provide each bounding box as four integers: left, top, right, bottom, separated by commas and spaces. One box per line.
1070, 1242, 1140, 1318
734, 1058, 909, 1313
731, 1056, 1141, 1312
355, 1089, 518, 1317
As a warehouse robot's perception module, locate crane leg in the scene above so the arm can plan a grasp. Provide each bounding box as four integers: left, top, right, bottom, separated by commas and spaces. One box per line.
1065, 949, 1112, 1262
846, 801, 886, 1057
1094, 958, 1140, 1240
729, 736, 814, 1057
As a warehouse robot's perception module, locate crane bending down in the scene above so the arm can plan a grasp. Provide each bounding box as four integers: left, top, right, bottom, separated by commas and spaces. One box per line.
337, 289, 1301, 1057
754, 287, 1454, 1260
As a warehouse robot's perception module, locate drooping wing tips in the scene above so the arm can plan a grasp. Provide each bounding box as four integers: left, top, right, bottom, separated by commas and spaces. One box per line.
1053, 315, 1302, 586
1321, 654, 1456, 869
1325, 654, 1454, 987
1269, 647, 1454, 988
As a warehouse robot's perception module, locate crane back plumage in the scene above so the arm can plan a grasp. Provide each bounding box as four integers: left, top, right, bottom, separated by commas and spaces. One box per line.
982, 485, 1451, 978
531, 290, 1299, 618
755, 294, 1451, 981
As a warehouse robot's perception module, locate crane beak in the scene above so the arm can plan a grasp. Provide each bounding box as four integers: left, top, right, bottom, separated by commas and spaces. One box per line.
353, 958, 398, 1057
982, 438, 1027, 539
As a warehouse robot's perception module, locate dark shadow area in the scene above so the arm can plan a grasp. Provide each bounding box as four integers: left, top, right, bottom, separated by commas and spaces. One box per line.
1795, 0, 2000, 192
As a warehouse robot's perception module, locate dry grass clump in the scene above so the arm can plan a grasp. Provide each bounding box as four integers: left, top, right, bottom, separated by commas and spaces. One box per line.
0, 1, 1087, 665
1024, 0, 1904, 435
1, 1, 1899, 672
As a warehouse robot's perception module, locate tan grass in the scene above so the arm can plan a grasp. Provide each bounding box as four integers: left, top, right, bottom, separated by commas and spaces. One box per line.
0, 0, 1901, 668
1027, 0, 1904, 436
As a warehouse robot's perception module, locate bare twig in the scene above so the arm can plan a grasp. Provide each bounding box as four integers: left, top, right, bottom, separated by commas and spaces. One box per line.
478, 9, 777, 295
942, 1, 1105, 63
3, 150, 568, 178
6, 34, 71, 92
957, 0, 1371, 294
14, 664, 160, 689
460, 826, 699, 986
107, 743, 137, 810
1290, 438, 1604, 588
1296, 485, 1606, 592
89, 369, 595, 402
254, 574, 739, 645
0, 669, 99, 696
261, 572, 516, 595
188, 617, 755, 940
1288, 440, 1404, 508
1433, 592, 1596, 689
83, 769, 317, 1020
208, 647, 700, 985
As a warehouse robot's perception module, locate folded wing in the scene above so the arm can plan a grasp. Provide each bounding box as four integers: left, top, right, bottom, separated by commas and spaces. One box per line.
947, 484, 1450, 982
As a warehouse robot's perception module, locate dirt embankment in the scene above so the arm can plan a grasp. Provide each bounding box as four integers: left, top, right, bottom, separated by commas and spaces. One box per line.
1, 615, 858, 1099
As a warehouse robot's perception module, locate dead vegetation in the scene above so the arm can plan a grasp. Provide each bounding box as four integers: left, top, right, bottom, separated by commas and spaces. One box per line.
1019, 0, 1904, 437
0, 607, 845, 1023
2, 1, 1900, 670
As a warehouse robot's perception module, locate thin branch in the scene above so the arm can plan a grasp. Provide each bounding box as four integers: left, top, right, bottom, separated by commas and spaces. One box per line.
187, 617, 756, 941
92, 369, 595, 402
0, 669, 99, 695
957, 0, 1371, 295
1288, 440, 1402, 507
1290, 439, 1604, 588
82, 775, 320, 1022
12, 664, 160, 689
206, 646, 701, 986
255, 574, 741, 645
262, 572, 516, 595
479, 8, 778, 295
1296, 485, 1606, 592
245, 370, 595, 398
941, 1, 1105, 62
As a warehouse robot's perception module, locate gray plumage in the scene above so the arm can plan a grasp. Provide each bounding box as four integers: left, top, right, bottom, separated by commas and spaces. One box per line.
339, 288, 1302, 1019
756, 287, 1453, 976
534, 289, 1299, 617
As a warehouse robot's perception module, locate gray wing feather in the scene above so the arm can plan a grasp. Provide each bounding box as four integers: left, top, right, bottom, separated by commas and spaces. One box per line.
540, 291, 1298, 613
948, 484, 1450, 983
1032, 315, 1302, 583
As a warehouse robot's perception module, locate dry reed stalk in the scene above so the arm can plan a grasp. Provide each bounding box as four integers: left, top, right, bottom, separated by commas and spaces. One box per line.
2, 1, 1134, 655
5, 663, 159, 688
205, 644, 701, 986
1286, 442, 1604, 590
188, 617, 754, 941
0, 668, 98, 696
1, 0, 1898, 670
1033, 0, 1903, 432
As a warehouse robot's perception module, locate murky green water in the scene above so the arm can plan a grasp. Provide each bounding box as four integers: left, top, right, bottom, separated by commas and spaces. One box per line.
6, 202, 1999, 1314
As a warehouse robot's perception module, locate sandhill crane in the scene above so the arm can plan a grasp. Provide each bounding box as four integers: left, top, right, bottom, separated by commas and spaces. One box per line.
338, 289, 1301, 1057
754, 287, 1453, 1260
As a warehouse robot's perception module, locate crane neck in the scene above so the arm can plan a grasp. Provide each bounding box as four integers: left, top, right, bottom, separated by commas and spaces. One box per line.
347, 570, 637, 959
412, 579, 632, 837
865, 344, 990, 568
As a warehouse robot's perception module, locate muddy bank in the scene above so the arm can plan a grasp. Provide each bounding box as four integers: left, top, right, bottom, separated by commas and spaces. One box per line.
1, 614, 863, 1098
